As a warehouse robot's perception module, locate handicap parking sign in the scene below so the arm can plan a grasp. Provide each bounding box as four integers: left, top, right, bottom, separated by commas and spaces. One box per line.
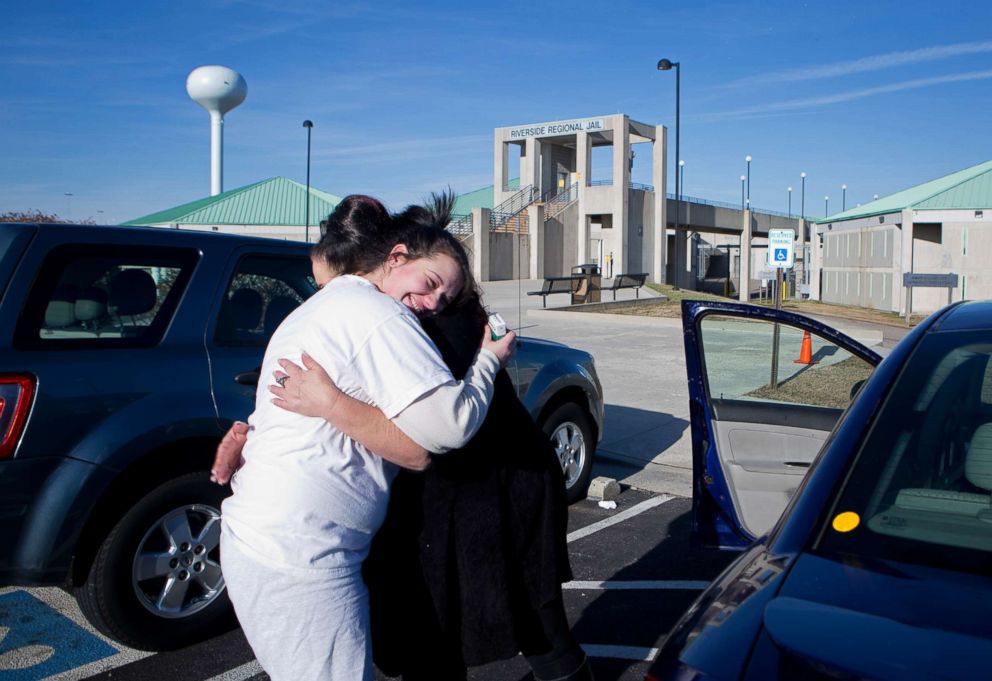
767, 229, 795, 268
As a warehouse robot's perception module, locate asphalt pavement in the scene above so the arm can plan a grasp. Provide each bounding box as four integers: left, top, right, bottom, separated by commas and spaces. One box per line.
479, 278, 895, 499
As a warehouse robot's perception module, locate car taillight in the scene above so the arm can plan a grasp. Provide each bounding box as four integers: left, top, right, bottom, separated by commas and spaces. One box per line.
0, 375, 35, 459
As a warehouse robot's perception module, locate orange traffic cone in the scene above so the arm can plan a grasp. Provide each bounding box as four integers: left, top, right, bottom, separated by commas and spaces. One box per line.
794, 330, 817, 364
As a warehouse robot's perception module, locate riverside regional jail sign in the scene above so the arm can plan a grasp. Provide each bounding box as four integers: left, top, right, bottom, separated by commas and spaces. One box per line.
507, 118, 606, 140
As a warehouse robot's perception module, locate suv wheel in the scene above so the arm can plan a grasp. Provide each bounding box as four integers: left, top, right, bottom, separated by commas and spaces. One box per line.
74, 472, 236, 650
542, 403, 594, 503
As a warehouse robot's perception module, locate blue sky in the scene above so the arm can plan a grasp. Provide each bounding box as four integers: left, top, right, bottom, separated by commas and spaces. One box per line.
3, 0, 991, 224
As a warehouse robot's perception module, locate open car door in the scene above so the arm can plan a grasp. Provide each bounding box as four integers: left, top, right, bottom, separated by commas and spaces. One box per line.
681, 300, 883, 548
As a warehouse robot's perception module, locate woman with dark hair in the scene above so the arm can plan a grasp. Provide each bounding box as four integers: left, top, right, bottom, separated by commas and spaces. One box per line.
247, 193, 592, 681
218, 194, 516, 681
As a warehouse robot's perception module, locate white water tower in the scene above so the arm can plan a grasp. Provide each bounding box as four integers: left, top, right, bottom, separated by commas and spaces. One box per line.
186, 66, 247, 196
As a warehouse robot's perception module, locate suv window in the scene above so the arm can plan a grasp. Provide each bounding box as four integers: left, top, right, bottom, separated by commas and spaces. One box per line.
700, 314, 874, 409
14, 245, 198, 349
214, 255, 316, 347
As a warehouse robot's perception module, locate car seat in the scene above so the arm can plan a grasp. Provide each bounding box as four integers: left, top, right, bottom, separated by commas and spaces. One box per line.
263, 295, 299, 339
223, 288, 265, 343
108, 269, 158, 336
895, 423, 992, 516
44, 284, 79, 329
75, 286, 108, 332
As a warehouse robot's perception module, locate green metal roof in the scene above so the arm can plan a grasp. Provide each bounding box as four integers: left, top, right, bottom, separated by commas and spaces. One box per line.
123, 177, 342, 226
451, 178, 520, 216
818, 159, 992, 223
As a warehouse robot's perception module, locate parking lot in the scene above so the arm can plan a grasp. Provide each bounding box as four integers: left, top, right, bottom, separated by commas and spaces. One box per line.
0, 280, 891, 680
0, 487, 737, 681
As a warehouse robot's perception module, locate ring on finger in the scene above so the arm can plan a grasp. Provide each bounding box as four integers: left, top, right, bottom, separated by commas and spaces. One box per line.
275, 375, 289, 388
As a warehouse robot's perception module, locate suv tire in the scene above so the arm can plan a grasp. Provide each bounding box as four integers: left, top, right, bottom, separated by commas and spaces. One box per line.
74, 472, 235, 651
542, 403, 594, 503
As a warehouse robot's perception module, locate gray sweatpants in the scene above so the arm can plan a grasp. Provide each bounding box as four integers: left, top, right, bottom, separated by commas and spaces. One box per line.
220, 529, 372, 681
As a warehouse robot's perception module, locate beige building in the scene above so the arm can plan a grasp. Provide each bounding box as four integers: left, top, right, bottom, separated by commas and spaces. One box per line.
813, 160, 992, 314
453, 114, 669, 283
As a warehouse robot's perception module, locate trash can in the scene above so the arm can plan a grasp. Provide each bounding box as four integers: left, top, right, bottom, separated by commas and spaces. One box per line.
571, 263, 602, 304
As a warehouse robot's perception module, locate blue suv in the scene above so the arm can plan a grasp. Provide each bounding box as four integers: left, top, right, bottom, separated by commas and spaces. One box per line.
0, 223, 603, 651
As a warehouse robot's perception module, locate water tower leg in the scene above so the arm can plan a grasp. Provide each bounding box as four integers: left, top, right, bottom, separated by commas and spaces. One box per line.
211, 111, 224, 196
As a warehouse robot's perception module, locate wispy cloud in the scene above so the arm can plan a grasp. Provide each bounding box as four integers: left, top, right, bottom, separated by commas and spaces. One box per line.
314, 134, 491, 161
704, 69, 992, 120
718, 41, 992, 89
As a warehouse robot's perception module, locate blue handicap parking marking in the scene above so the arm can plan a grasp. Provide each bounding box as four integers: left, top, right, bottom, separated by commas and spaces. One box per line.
774, 248, 787, 261
0, 590, 117, 680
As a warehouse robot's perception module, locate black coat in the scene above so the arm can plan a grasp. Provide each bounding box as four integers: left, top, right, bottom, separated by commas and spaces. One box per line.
363, 301, 572, 672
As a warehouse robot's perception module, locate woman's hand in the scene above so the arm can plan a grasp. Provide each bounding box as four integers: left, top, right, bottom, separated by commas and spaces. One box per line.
269, 352, 343, 419
481, 325, 517, 368
211, 421, 250, 485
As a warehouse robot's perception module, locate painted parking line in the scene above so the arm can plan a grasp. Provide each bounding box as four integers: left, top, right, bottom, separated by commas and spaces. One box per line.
0, 591, 117, 680
204, 660, 263, 681
566, 494, 674, 543
582, 644, 659, 662
563, 580, 709, 590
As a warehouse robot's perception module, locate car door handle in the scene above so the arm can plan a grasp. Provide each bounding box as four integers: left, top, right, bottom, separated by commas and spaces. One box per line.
235, 367, 261, 386
784, 461, 811, 468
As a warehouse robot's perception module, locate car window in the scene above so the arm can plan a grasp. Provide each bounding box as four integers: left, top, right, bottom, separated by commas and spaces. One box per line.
818, 332, 992, 575
214, 255, 316, 347
14, 245, 197, 349
700, 315, 874, 409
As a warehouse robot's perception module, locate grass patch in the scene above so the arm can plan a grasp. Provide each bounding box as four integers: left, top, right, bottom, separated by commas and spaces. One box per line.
746, 356, 873, 409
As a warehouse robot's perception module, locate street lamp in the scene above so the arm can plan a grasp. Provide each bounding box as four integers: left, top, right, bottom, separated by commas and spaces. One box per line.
745, 155, 752, 208
678, 159, 685, 200
842, 184, 847, 211
740, 175, 746, 211
303, 120, 314, 242
657, 58, 681, 288
800, 172, 807, 239
64, 192, 73, 221
788, 186, 793, 218
825, 196, 829, 216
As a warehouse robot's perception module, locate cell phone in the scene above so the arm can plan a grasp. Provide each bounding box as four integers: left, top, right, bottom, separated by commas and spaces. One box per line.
488, 312, 507, 340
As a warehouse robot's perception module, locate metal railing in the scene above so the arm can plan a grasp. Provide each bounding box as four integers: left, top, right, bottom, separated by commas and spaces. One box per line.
447, 213, 473, 236
490, 184, 536, 231
544, 183, 578, 220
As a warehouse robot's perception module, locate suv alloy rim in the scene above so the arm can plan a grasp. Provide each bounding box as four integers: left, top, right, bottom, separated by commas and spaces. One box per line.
551, 421, 585, 489
131, 504, 225, 619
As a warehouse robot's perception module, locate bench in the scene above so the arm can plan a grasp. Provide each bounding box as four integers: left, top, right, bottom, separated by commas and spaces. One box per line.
527, 276, 581, 308
609, 272, 648, 300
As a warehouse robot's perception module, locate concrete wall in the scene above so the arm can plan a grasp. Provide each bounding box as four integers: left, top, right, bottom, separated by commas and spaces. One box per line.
544, 218, 565, 276
817, 208, 992, 313
625, 190, 646, 274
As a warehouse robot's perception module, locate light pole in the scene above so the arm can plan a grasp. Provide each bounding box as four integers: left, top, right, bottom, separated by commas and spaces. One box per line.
745, 155, 752, 209
678, 159, 685, 201
800, 172, 807, 239
825, 196, 829, 216
657, 58, 681, 288
64, 192, 73, 221
740, 175, 746, 211
842, 184, 847, 211
303, 120, 314, 242
788, 187, 793, 218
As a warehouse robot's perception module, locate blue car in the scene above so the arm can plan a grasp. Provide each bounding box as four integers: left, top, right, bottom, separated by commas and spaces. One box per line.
647, 299, 992, 681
